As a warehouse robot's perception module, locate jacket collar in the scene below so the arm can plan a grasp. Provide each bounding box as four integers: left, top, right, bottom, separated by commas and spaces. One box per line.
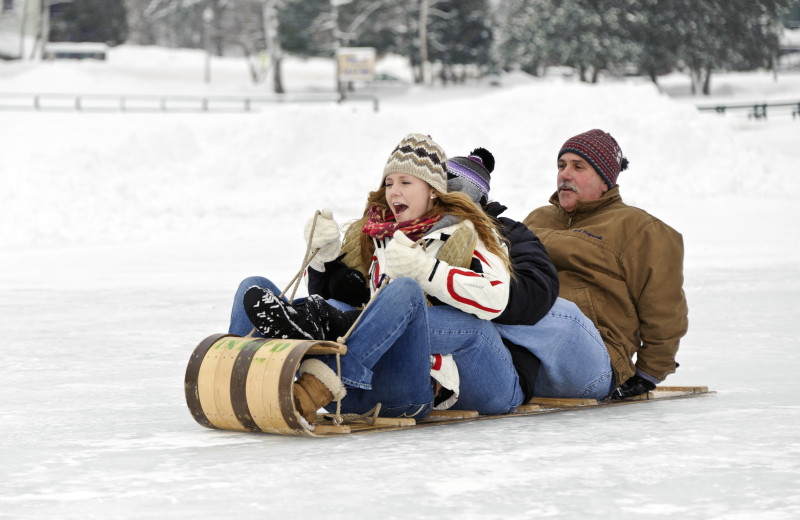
548, 186, 622, 219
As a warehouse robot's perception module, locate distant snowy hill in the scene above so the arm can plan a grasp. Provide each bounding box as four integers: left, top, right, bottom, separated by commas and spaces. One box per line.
1, 46, 798, 266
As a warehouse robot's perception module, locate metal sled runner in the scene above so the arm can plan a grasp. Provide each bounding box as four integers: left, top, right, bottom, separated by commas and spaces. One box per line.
185, 333, 713, 437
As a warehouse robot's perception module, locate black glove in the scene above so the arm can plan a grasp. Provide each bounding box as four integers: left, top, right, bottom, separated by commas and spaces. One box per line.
325, 263, 370, 308
612, 374, 656, 399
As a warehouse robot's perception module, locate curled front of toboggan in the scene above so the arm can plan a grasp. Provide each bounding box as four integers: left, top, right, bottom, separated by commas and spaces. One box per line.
184, 333, 347, 436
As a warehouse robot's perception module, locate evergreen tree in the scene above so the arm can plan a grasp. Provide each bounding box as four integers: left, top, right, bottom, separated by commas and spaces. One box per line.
497, 0, 554, 76
547, 0, 638, 82
627, 0, 679, 84
670, 0, 787, 94
279, 0, 333, 57
427, 0, 494, 82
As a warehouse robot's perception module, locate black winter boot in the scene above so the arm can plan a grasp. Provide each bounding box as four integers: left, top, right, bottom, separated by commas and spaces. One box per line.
304, 295, 361, 341
243, 286, 323, 340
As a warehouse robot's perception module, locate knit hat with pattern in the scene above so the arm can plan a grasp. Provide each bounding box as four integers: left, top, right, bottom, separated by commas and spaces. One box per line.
558, 129, 629, 189
447, 147, 494, 204
382, 133, 448, 193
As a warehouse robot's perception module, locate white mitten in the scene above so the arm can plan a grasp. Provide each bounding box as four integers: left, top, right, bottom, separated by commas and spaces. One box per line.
304, 209, 342, 271
384, 230, 435, 282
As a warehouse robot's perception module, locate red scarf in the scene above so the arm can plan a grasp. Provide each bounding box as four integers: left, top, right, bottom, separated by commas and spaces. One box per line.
361, 206, 442, 242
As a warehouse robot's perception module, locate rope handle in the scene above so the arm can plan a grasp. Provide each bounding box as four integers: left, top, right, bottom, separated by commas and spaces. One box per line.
335, 275, 390, 345
280, 209, 323, 301
330, 276, 394, 425
245, 210, 323, 338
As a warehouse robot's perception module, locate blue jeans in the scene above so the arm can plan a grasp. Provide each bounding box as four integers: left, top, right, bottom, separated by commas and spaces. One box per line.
329, 278, 434, 417
229, 276, 524, 416
428, 306, 524, 415
495, 297, 615, 400
229, 276, 434, 418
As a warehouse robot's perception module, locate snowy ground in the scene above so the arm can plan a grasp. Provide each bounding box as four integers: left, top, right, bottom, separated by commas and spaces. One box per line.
1, 47, 799, 519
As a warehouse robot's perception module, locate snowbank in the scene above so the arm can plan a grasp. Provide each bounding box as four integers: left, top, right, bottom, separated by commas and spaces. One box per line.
1, 46, 798, 271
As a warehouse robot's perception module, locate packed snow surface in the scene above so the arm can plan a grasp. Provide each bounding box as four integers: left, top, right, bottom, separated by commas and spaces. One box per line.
1, 46, 799, 519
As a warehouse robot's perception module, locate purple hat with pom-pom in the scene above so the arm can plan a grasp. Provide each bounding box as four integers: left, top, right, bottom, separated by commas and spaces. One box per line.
558, 129, 629, 189
447, 147, 494, 204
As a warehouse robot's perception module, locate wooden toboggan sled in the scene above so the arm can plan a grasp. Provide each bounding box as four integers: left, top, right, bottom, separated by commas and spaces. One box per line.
185, 333, 713, 437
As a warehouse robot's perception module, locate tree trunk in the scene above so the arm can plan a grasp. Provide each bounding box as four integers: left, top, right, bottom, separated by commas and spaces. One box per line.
689, 68, 698, 95
591, 66, 599, 84
262, 0, 284, 93
772, 55, 778, 82
701, 65, 712, 96
419, 0, 430, 85
30, 0, 48, 60
273, 55, 284, 94
241, 46, 261, 84
18, 0, 28, 59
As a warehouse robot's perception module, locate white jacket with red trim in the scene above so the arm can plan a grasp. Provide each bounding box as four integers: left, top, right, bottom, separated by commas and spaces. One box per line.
367, 221, 510, 320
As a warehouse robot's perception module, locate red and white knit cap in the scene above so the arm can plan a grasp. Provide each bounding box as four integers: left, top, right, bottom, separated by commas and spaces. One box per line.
558, 129, 629, 189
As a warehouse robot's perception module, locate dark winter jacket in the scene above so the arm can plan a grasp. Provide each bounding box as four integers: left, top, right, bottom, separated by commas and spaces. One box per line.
485, 202, 559, 326
523, 187, 688, 386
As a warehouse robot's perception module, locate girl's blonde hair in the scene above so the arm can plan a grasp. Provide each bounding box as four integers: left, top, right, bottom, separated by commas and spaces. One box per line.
354, 186, 511, 274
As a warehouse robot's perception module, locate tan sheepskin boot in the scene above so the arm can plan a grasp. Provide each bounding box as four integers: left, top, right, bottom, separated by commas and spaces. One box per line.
293, 359, 347, 424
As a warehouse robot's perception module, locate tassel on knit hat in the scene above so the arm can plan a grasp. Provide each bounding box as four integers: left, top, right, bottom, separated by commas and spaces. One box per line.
447, 147, 494, 204
382, 133, 448, 193
558, 129, 629, 189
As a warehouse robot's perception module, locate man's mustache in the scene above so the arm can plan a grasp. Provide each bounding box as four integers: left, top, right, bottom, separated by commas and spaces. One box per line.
558, 181, 578, 193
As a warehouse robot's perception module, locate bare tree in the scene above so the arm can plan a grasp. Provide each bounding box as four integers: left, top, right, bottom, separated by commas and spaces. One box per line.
261, 0, 285, 93
414, 0, 456, 84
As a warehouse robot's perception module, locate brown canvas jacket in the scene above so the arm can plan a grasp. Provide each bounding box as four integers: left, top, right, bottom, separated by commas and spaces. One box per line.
523, 187, 688, 386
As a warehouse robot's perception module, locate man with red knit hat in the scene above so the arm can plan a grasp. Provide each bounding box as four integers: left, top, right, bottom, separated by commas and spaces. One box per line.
523, 129, 688, 399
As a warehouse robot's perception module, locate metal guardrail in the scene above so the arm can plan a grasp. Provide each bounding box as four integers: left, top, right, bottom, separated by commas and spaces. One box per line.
697, 100, 800, 120
0, 92, 380, 113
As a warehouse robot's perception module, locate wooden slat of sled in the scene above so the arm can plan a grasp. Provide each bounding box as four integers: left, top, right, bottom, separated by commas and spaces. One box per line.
656, 386, 708, 393
426, 410, 480, 420
525, 397, 599, 408
372, 417, 416, 427
308, 386, 715, 436
213, 342, 245, 431
514, 404, 542, 413
306, 342, 348, 356
313, 424, 351, 435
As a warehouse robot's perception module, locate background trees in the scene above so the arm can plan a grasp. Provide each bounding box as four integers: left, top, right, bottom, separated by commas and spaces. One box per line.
68, 0, 795, 94
495, 0, 789, 93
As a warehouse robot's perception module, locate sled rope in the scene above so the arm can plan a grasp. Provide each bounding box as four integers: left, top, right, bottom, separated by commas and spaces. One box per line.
324, 403, 382, 425
328, 277, 392, 425
327, 241, 425, 422
244, 211, 322, 338
297, 210, 347, 426
279, 209, 322, 302
291, 212, 412, 426
336, 276, 389, 344
332, 352, 343, 424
